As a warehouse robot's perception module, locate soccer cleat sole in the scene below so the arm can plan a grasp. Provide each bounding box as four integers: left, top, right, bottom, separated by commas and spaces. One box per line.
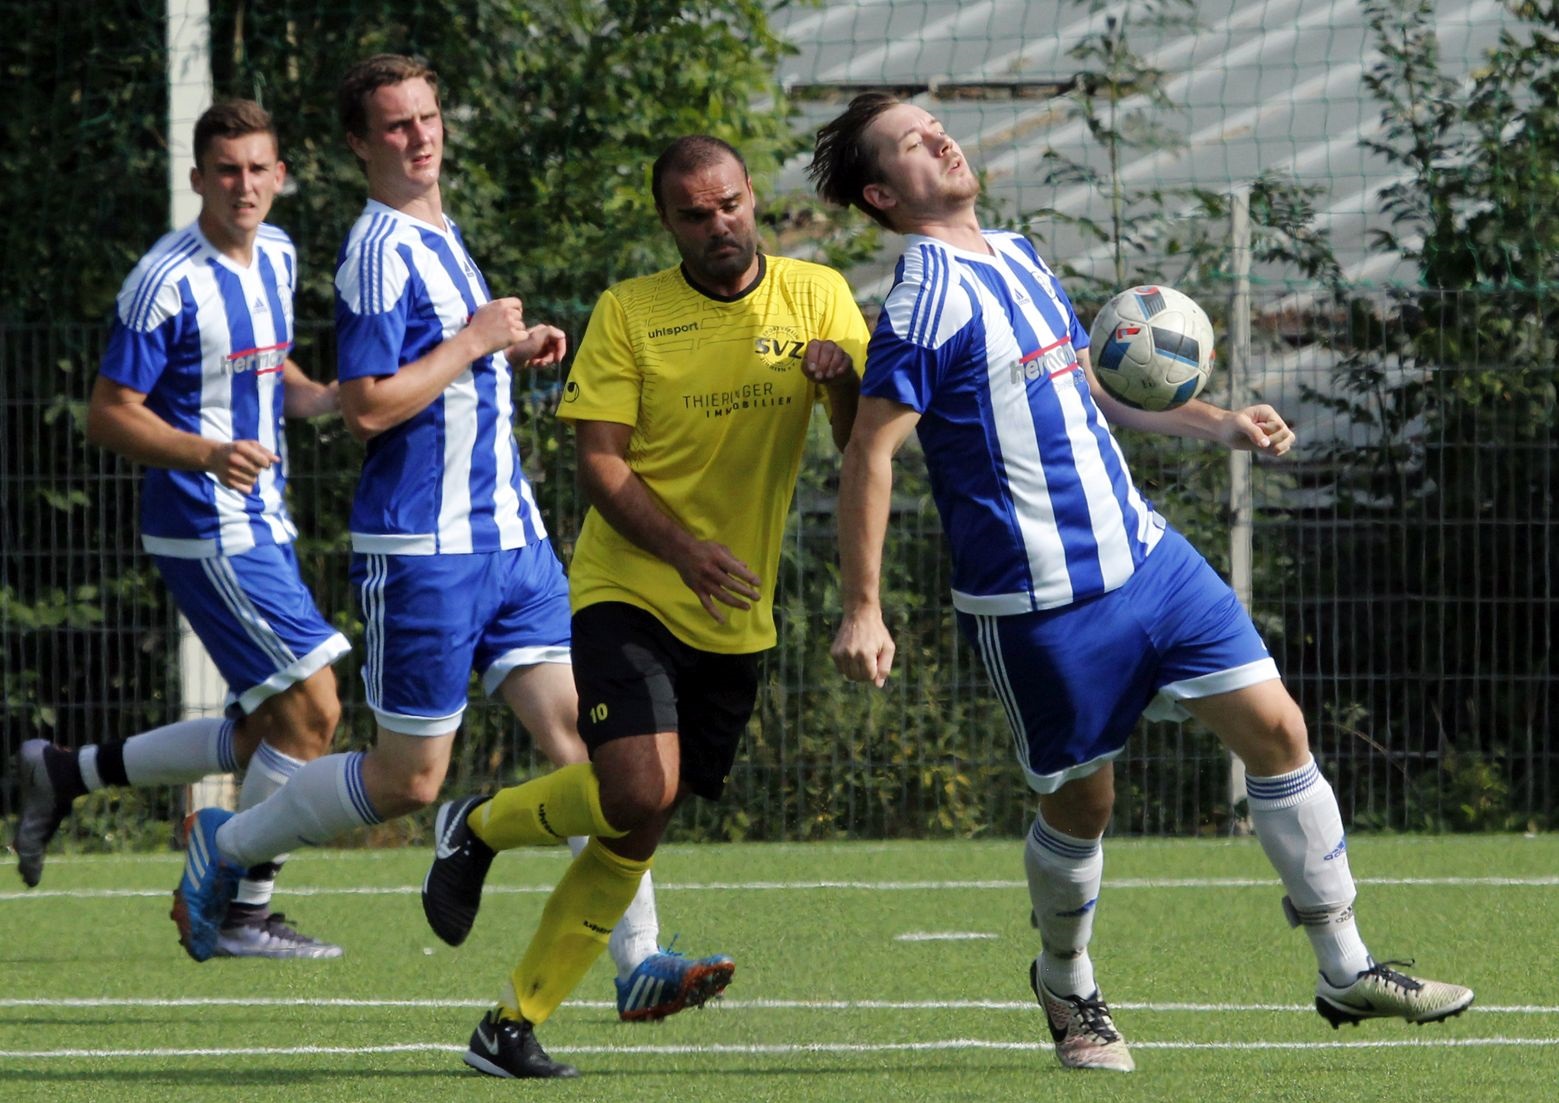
464, 1053, 583, 1078
462, 1050, 579, 1080
1315, 992, 1475, 1030
212, 917, 344, 959
170, 889, 216, 963
618, 959, 735, 1023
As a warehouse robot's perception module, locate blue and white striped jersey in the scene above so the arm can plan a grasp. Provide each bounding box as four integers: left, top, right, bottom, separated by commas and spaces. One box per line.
334, 200, 547, 556
864, 230, 1165, 614
100, 221, 299, 559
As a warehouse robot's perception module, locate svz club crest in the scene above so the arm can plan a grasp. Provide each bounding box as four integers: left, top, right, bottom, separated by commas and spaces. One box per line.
754, 326, 807, 373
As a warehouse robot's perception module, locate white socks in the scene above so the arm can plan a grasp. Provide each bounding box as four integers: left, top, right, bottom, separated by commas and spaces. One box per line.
81, 717, 237, 789
1024, 813, 1103, 998
1247, 757, 1372, 983
238, 740, 306, 811
217, 751, 380, 868
566, 835, 662, 978
232, 740, 307, 908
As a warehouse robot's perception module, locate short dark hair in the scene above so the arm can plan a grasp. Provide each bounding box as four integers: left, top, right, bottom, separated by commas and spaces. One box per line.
651, 136, 748, 210
806, 92, 902, 229
337, 53, 439, 138
192, 100, 277, 170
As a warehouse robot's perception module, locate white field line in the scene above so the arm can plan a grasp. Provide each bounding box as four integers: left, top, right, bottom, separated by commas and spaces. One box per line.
0, 996, 1554, 1015
894, 931, 999, 941
23, 836, 1553, 870
3, 1037, 1558, 1060
4, 874, 1559, 903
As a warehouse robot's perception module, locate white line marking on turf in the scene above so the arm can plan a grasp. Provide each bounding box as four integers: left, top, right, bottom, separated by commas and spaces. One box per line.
1, 1037, 1556, 1060
895, 931, 999, 942
6, 874, 1559, 902
1, 997, 1553, 1014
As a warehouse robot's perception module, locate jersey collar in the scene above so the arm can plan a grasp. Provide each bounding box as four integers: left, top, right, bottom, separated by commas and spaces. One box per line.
679, 252, 767, 303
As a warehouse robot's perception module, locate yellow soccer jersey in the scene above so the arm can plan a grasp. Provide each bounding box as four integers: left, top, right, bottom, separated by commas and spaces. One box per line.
559, 254, 869, 653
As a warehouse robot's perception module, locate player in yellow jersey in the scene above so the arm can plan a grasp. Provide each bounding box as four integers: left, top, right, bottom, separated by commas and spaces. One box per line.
421, 135, 870, 1078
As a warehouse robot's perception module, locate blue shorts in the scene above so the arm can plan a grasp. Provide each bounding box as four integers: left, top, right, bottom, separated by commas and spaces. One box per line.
956, 528, 1278, 794
154, 544, 350, 717
352, 540, 572, 736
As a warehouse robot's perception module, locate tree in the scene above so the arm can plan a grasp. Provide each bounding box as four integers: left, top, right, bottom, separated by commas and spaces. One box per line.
1291, 0, 1558, 829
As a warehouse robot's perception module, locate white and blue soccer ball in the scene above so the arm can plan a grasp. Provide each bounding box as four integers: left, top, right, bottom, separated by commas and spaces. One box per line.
1087, 285, 1216, 411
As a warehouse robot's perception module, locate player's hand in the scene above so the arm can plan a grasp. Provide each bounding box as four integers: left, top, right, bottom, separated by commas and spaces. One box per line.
466, 297, 528, 357
1222, 404, 1295, 456
505, 324, 568, 369
208, 439, 278, 493
831, 607, 896, 687
801, 339, 854, 384
675, 539, 763, 624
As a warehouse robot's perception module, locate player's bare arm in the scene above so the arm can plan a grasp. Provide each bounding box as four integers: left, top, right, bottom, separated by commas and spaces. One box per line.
340, 296, 527, 440
831, 395, 920, 687
803, 338, 861, 451
575, 418, 762, 624
1080, 349, 1295, 455
281, 359, 340, 419
86, 375, 277, 493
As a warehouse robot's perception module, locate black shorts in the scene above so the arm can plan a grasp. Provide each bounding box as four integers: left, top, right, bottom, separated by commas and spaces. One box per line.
571, 601, 760, 801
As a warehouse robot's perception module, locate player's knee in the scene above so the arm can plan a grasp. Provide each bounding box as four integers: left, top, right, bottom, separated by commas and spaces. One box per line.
1045, 779, 1114, 835
1238, 697, 1312, 775
1275, 700, 1308, 751
371, 761, 442, 813
597, 776, 677, 832
400, 772, 443, 810
295, 696, 342, 758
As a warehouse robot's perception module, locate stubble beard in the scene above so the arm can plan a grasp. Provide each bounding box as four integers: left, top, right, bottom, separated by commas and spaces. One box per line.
689, 236, 758, 289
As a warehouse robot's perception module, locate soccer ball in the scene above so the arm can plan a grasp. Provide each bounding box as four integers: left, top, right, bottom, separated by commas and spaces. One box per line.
1087, 285, 1216, 411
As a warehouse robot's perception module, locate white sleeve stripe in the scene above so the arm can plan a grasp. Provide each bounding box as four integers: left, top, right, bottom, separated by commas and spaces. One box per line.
369, 215, 400, 315
356, 218, 378, 314
352, 215, 391, 315
906, 246, 928, 343
908, 244, 944, 346
126, 235, 200, 331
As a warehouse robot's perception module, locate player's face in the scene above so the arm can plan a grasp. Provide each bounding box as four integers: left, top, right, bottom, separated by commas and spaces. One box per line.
350, 77, 444, 202
863, 104, 980, 224
658, 156, 761, 295
191, 131, 285, 251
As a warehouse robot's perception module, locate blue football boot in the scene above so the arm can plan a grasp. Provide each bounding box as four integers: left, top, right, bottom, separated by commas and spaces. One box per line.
615, 946, 735, 1022
170, 808, 243, 962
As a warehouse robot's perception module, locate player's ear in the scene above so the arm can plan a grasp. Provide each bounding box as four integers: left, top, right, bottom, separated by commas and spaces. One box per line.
189, 164, 203, 196
862, 182, 895, 216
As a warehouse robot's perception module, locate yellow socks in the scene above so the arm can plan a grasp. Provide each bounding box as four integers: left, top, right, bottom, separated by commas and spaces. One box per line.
468, 762, 622, 851
499, 837, 650, 1026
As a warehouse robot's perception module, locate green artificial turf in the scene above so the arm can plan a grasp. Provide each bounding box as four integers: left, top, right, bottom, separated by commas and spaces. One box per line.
2, 834, 1554, 1102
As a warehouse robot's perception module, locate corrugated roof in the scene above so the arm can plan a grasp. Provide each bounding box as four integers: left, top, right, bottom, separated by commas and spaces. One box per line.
773, 0, 1515, 293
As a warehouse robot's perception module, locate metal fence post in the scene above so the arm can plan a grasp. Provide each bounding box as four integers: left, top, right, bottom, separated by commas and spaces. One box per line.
168, 0, 234, 815
1227, 187, 1254, 834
